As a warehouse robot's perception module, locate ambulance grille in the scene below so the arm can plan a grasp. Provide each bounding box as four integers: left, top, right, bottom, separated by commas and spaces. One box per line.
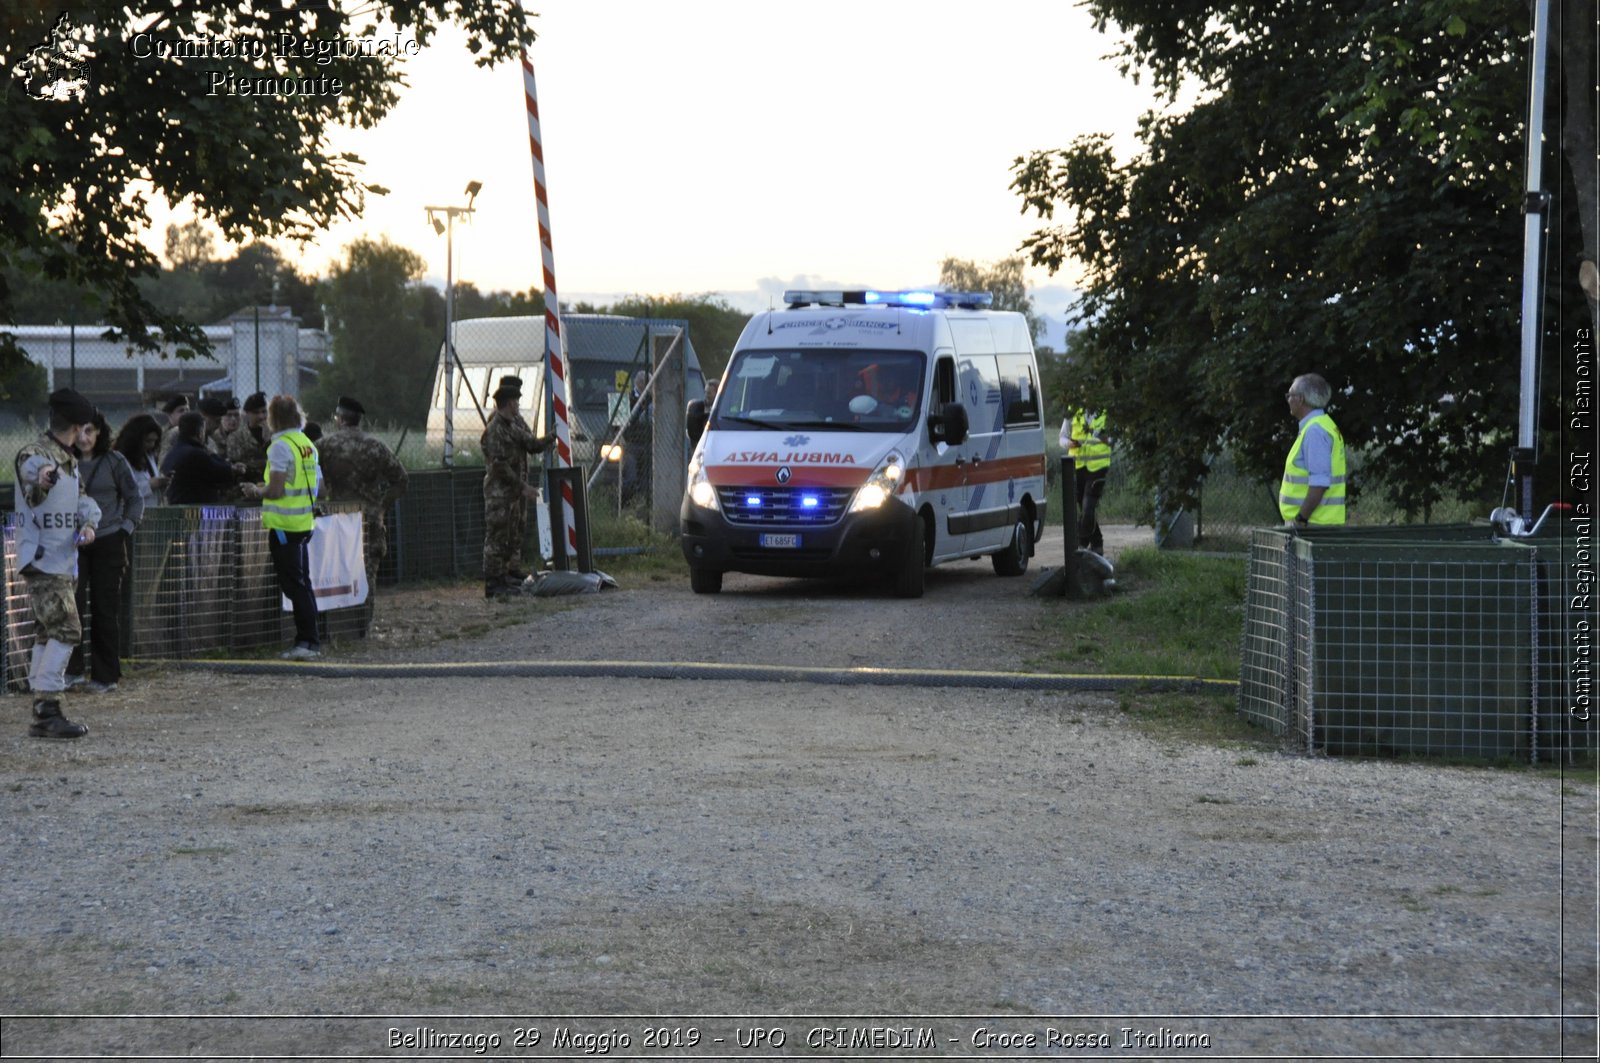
718, 486, 853, 525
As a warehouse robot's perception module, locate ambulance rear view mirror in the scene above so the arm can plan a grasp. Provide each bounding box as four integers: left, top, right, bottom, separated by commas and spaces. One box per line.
686, 399, 709, 444
930, 401, 968, 446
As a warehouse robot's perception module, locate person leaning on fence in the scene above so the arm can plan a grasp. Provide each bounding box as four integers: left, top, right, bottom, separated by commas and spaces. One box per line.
241, 395, 324, 660
162, 412, 243, 504
1061, 408, 1111, 555
66, 411, 143, 695
481, 376, 553, 599
114, 413, 167, 506
13, 388, 103, 739
318, 395, 408, 586
1281, 373, 1347, 528
156, 393, 188, 464
227, 391, 271, 483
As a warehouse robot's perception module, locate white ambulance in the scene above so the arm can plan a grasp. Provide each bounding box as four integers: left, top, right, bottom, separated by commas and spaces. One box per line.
681, 289, 1048, 597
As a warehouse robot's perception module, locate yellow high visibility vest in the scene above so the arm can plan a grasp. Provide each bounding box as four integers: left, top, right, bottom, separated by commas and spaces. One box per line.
1069, 410, 1111, 471
261, 430, 319, 533
1279, 413, 1347, 524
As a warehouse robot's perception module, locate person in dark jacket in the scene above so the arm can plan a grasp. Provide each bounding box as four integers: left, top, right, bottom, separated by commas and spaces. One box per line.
161, 412, 241, 504
67, 411, 144, 693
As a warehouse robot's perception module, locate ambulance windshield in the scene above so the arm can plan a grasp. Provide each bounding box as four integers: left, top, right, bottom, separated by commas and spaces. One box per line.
715, 348, 926, 431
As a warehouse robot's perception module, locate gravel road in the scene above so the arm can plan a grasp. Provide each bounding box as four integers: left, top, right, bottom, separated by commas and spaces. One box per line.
2, 526, 1595, 1060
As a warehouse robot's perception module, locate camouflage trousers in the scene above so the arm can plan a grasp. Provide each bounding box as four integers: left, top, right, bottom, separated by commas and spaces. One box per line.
23, 570, 81, 644
362, 508, 388, 585
483, 492, 527, 581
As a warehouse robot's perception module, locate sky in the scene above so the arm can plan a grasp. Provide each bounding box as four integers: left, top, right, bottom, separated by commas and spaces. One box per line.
148, 1, 1164, 341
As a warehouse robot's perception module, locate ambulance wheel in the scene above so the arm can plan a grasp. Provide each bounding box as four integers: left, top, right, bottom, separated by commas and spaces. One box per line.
893, 516, 926, 599
689, 565, 723, 594
993, 518, 1031, 577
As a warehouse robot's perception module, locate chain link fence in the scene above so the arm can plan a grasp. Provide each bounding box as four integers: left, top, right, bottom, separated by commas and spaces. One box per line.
1238, 525, 1592, 763
4, 504, 371, 691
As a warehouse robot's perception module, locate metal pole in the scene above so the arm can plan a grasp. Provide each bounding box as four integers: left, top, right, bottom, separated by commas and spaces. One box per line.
253, 305, 261, 394
1515, 0, 1553, 523
444, 209, 457, 467
69, 318, 75, 390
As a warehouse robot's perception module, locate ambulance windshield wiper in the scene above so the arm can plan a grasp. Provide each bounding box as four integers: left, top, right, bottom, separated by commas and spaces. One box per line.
719, 414, 789, 431
782, 419, 872, 432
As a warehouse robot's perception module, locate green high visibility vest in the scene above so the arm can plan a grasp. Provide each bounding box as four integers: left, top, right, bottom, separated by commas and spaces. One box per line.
1069, 410, 1111, 471
261, 430, 319, 533
1279, 413, 1346, 524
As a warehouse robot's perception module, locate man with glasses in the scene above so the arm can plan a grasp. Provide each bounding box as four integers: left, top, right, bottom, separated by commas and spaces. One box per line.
1280, 373, 1347, 527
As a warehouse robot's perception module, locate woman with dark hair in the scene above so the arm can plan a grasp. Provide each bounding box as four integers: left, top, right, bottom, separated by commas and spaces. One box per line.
114, 413, 166, 506
66, 411, 144, 694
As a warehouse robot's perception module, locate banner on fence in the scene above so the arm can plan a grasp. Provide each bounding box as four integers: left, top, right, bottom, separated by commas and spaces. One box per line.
287, 512, 367, 612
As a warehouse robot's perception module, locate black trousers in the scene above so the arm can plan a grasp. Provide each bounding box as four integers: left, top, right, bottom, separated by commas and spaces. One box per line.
69, 529, 130, 684
1074, 465, 1108, 553
268, 527, 320, 649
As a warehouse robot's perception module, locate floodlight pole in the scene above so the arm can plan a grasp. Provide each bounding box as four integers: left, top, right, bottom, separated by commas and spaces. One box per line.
1514, 0, 1552, 524
426, 184, 480, 468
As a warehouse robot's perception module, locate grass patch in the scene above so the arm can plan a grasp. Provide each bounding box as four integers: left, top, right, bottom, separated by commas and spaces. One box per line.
1047, 547, 1246, 680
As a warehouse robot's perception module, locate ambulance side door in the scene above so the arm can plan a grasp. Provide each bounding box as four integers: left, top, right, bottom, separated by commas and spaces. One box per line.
954, 351, 1007, 554
925, 352, 967, 560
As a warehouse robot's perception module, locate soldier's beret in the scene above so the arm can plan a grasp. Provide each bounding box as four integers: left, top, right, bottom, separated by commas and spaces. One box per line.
198, 397, 228, 417
225, 396, 241, 411
243, 392, 268, 412
336, 396, 365, 416
49, 388, 97, 425
162, 394, 189, 414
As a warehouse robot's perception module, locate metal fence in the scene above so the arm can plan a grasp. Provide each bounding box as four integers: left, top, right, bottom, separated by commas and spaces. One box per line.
1238, 525, 1592, 762
4, 503, 372, 691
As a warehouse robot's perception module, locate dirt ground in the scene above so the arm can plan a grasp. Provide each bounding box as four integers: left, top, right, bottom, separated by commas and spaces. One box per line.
1, 525, 1595, 1060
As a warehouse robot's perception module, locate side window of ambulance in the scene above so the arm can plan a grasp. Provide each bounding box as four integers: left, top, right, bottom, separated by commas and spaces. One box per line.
959, 355, 1003, 432
998, 354, 1040, 427
933, 356, 956, 407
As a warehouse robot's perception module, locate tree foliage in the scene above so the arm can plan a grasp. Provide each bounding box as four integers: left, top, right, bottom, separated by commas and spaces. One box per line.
309, 236, 441, 428
0, 1, 536, 367
938, 256, 1041, 342
1013, 0, 1590, 516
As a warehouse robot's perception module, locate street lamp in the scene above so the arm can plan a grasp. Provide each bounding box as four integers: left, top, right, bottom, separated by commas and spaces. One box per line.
425, 179, 482, 467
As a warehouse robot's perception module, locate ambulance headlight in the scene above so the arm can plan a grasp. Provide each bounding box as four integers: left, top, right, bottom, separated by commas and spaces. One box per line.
849, 451, 905, 513
686, 456, 720, 512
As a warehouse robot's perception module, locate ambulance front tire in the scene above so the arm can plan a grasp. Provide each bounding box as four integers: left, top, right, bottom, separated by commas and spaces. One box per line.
992, 518, 1032, 577
689, 565, 723, 594
893, 515, 926, 599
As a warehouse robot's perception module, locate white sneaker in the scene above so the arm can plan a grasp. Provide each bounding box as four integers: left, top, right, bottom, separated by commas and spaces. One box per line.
280, 645, 323, 661
83, 680, 118, 694
65, 674, 87, 688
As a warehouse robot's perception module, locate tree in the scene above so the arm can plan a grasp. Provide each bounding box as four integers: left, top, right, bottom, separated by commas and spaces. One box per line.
938, 256, 1042, 342
1012, 0, 1589, 516
311, 237, 439, 427
0, 2, 536, 367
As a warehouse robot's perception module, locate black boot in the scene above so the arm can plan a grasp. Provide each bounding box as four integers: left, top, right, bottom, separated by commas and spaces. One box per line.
29, 699, 87, 740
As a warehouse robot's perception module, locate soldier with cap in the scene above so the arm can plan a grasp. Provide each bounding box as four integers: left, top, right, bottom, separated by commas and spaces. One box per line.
210, 396, 242, 458
13, 388, 103, 739
227, 391, 271, 484
318, 395, 408, 585
481, 375, 553, 597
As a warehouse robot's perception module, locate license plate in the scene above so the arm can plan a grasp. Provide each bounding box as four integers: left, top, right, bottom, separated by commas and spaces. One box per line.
759, 533, 801, 549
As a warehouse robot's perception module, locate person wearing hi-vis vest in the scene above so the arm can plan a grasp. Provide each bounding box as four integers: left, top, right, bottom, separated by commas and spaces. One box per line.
1281, 373, 1347, 527
1059, 408, 1111, 554
243, 395, 324, 659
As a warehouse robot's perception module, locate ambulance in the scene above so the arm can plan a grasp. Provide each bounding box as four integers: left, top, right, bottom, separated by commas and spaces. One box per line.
681, 289, 1048, 597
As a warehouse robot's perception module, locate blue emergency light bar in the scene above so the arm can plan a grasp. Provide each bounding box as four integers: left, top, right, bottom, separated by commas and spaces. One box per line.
782, 289, 994, 310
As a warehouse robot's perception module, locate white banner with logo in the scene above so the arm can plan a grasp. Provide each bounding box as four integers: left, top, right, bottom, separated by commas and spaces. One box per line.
281, 512, 367, 611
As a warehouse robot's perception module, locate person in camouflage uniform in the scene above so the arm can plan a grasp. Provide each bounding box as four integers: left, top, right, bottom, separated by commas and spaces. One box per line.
317, 396, 408, 586
227, 391, 270, 484
14, 388, 103, 739
481, 376, 553, 598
